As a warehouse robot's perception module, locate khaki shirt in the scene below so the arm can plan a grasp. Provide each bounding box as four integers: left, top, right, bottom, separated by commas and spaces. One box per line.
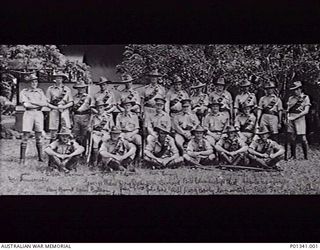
234, 92, 257, 110
145, 135, 179, 159
143, 84, 166, 107
47, 139, 82, 155
187, 137, 212, 153
100, 138, 135, 158
216, 134, 246, 152
116, 111, 139, 132
46, 85, 73, 105
20, 88, 47, 106
287, 93, 311, 114
165, 89, 189, 113
209, 90, 233, 111
92, 90, 116, 107
249, 137, 283, 154
234, 113, 256, 132
203, 112, 229, 132
91, 112, 114, 131
145, 110, 171, 131
120, 88, 141, 105
173, 111, 200, 131
73, 93, 93, 112
258, 94, 283, 113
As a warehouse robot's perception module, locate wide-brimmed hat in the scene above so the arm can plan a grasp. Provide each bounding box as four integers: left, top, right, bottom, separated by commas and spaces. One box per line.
191, 82, 206, 89
73, 80, 88, 89
110, 126, 122, 134
25, 74, 38, 82
215, 77, 226, 85
154, 123, 171, 134
209, 100, 223, 107
96, 100, 107, 107
289, 81, 303, 90
264, 81, 277, 89
121, 74, 134, 83
256, 126, 270, 135
191, 124, 207, 135
155, 97, 166, 105
52, 71, 68, 81
147, 69, 162, 77
172, 75, 183, 83
57, 127, 73, 136
223, 125, 239, 134
239, 79, 251, 87
181, 99, 192, 107
97, 76, 111, 85
242, 102, 255, 109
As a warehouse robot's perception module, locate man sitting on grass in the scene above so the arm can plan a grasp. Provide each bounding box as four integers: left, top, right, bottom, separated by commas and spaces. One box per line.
215, 125, 248, 166
99, 126, 136, 172
144, 124, 183, 169
248, 127, 285, 170
183, 125, 216, 166
44, 127, 85, 173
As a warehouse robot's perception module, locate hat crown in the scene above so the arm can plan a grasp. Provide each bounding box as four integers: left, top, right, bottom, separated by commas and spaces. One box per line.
25, 74, 38, 82
154, 123, 171, 133
121, 74, 134, 82
240, 79, 251, 87
172, 75, 182, 83
192, 124, 206, 133
155, 97, 166, 103
110, 126, 122, 133
98, 76, 109, 83
264, 81, 276, 88
216, 77, 225, 85
256, 126, 270, 135
148, 69, 162, 77
57, 126, 72, 136
224, 125, 238, 133
290, 81, 302, 90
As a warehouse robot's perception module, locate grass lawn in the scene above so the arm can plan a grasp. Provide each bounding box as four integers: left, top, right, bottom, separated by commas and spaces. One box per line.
1, 139, 319, 195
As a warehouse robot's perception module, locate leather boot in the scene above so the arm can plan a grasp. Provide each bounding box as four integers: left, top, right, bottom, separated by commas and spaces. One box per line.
302, 142, 308, 160
19, 142, 27, 165
36, 142, 44, 162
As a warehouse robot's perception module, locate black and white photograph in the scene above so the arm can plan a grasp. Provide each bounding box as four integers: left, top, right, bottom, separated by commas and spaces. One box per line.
1, 44, 319, 195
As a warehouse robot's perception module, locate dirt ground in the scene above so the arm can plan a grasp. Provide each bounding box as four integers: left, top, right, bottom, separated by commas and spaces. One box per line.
1, 139, 319, 195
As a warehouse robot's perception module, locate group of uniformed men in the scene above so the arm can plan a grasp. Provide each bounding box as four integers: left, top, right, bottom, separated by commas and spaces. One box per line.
19, 68, 311, 173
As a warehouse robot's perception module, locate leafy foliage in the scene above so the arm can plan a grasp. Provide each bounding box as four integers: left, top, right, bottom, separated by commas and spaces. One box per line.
117, 44, 320, 97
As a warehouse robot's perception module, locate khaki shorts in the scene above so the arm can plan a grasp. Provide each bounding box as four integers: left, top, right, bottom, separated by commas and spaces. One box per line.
260, 114, 279, 134
49, 109, 71, 130
22, 110, 44, 132
287, 114, 307, 135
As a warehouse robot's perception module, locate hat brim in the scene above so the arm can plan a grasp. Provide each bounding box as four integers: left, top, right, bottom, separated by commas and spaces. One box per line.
209, 103, 223, 107
154, 127, 170, 134
191, 129, 207, 135
57, 132, 72, 136
121, 101, 136, 107
289, 86, 301, 90
191, 84, 206, 89
53, 74, 68, 80
26, 77, 38, 82
73, 85, 88, 89
256, 131, 270, 135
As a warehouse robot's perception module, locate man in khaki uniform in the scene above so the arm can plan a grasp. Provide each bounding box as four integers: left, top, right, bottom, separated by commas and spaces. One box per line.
165, 75, 189, 116
203, 100, 229, 145
119, 74, 141, 114
256, 81, 283, 142
88, 100, 115, 166
209, 77, 233, 121
19, 74, 48, 165
215, 125, 248, 165
191, 81, 209, 123
46, 72, 73, 142
285, 81, 311, 160
248, 127, 285, 169
145, 97, 171, 142
44, 127, 85, 173
91, 76, 117, 114
234, 103, 257, 144
144, 124, 183, 169
116, 98, 142, 159
142, 69, 166, 119
173, 99, 200, 154
72, 80, 93, 148
184, 125, 216, 166
234, 79, 257, 117
99, 126, 136, 172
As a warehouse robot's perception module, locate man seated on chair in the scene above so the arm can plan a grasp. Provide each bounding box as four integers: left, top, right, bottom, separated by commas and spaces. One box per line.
183, 125, 216, 166
116, 97, 142, 158
248, 127, 285, 169
44, 127, 85, 173
89, 100, 115, 166
99, 126, 136, 172
215, 125, 248, 166
144, 124, 184, 169
173, 98, 200, 155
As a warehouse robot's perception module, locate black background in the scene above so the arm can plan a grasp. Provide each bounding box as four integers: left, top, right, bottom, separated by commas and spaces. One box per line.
1, 0, 320, 243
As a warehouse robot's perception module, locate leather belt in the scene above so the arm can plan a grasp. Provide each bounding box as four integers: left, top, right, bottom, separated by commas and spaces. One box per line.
26, 107, 41, 111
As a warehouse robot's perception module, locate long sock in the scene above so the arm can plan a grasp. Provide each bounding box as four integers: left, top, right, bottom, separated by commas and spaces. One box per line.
36, 142, 43, 162
302, 142, 308, 160
290, 143, 296, 159
20, 142, 27, 162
